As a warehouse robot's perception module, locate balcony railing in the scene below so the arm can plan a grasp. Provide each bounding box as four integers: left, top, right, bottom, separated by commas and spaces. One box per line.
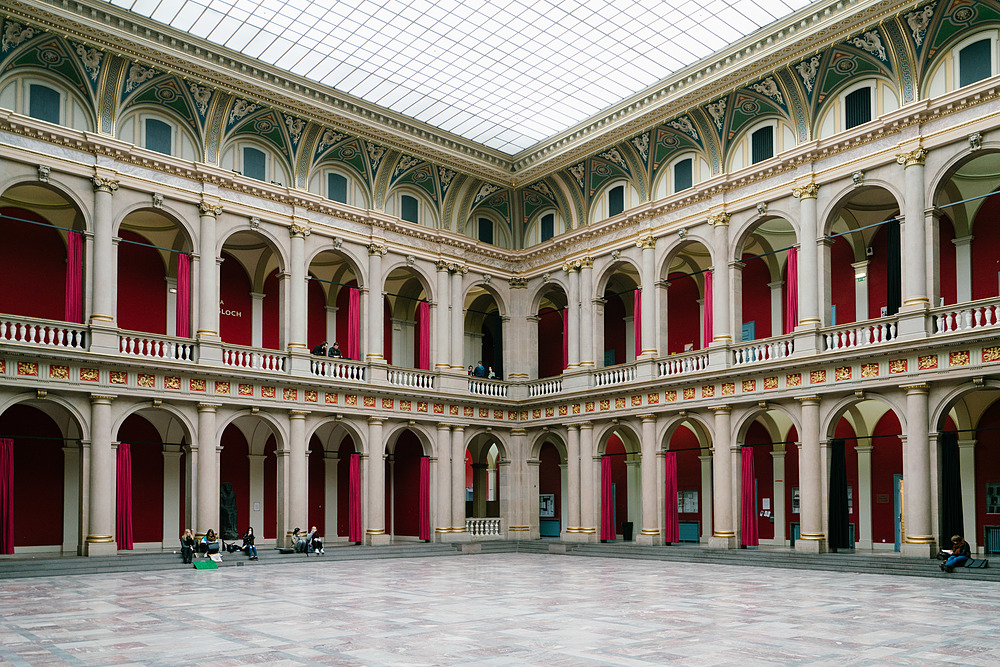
0, 315, 87, 351
310, 357, 367, 382
933, 298, 1000, 336
221, 344, 287, 372
387, 367, 434, 389
594, 363, 636, 387
469, 378, 507, 397
732, 334, 794, 366
823, 318, 898, 352
658, 350, 709, 377
466, 517, 503, 538
528, 377, 562, 397
119, 332, 196, 362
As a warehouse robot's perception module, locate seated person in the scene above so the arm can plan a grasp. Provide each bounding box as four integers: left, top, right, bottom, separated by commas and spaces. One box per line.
311, 341, 328, 356
941, 534, 971, 572
307, 526, 325, 555
243, 527, 258, 560
329, 342, 343, 358
180, 528, 195, 564
291, 527, 308, 553
199, 529, 220, 556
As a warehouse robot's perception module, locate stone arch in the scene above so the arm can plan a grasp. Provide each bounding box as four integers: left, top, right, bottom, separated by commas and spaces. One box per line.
384, 423, 435, 457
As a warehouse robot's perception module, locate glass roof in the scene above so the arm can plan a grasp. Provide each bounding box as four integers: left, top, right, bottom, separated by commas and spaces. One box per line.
107, 0, 815, 154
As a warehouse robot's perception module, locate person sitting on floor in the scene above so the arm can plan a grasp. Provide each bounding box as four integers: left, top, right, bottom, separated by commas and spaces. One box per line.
941, 534, 971, 572
292, 527, 308, 553
307, 526, 325, 555
242, 526, 258, 560
199, 529, 219, 557
180, 528, 195, 564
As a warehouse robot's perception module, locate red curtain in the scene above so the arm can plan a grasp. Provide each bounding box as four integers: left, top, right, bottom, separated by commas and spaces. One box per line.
349, 453, 361, 542
703, 269, 713, 348
600, 456, 615, 541
633, 289, 641, 360
664, 451, 679, 544
347, 287, 360, 361
740, 447, 758, 547
418, 456, 430, 541
562, 308, 568, 370
176, 252, 191, 338
0, 439, 12, 554
784, 246, 798, 334
64, 231, 83, 323
417, 300, 430, 370
116, 443, 133, 550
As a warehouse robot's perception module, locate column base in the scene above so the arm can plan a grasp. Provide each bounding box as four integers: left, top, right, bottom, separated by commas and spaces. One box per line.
287, 348, 314, 376
88, 325, 120, 355
708, 534, 737, 549
901, 541, 938, 558
438, 531, 471, 543
795, 537, 828, 553
196, 337, 222, 365
83, 540, 117, 556
561, 530, 595, 542
792, 323, 823, 356
635, 532, 661, 546
895, 308, 930, 340
365, 532, 391, 546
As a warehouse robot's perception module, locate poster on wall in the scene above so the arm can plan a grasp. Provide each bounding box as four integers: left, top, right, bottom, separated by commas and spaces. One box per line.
792, 487, 800, 514
677, 490, 698, 513
539, 494, 555, 518
987, 483, 1000, 514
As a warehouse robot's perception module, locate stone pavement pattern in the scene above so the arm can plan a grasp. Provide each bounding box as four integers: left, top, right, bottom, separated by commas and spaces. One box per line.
1, 554, 998, 665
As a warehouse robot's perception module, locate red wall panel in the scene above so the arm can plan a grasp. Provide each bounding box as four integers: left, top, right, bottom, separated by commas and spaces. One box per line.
263, 437, 277, 539
219, 251, 252, 346
740, 255, 772, 338
220, 425, 250, 537
118, 414, 164, 543
971, 192, 1000, 300
871, 412, 902, 546
830, 236, 856, 324
539, 442, 562, 523
117, 231, 167, 334
606, 434, 628, 536
392, 431, 422, 537
666, 273, 701, 353
603, 291, 626, 364
307, 275, 327, 349
1, 404, 64, 547
0, 208, 67, 321
308, 437, 325, 536
263, 269, 280, 350
670, 425, 702, 531
939, 215, 957, 306
337, 437, 355, 537
537, 307, 563, 378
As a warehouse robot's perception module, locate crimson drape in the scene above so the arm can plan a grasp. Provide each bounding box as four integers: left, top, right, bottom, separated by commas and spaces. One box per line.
600, 456, 615, 541
784, 246, 798, 335
562, 308, 569, 370
0, 439, 13, 555
417, 300, 430, 370
740, 447, 758, 547
64, 231, 82, 323
349, 453, 361, 542
176, 252, 191, 338
703, 269, 713, 348
347, 287, 361, 360
418, 456, 430, 541
664, 451, 679, 544
116, 443, 133, 550
633, 288, 641, 360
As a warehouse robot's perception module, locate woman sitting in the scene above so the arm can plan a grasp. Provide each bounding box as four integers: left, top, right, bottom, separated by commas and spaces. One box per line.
292, 527, 308, 553
242, 527, 258, 560
199, 529, 220, 557
307, 526, 325, 555
180, 528, 195, 564
941, 534, 971, 572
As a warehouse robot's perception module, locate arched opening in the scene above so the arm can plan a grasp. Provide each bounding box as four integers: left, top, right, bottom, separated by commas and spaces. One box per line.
219, 418, 280, 542
736, 218, 797, 341
464, 287, 503, 378
219, 231, 283, 350
384, 268, 430, 369
665, 421, 709, 543
466, 434, 503, 520
662, 241, 711, 354
538, 441, 563, 538
599, 264, 639, 366
600, 429, 639, 541
386, 429, 427, 540
536, 285, 568, 378
0, 183, 85, 323
307, 250, 362, 360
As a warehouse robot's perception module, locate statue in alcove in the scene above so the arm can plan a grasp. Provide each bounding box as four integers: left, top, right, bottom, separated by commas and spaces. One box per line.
220, 482, 239, 540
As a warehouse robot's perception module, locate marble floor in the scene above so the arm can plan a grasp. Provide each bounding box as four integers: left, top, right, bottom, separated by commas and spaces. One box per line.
1, 554, 998, 666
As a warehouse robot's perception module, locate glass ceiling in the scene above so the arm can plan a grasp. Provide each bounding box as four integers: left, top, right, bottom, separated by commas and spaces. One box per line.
107, 0, 815, 154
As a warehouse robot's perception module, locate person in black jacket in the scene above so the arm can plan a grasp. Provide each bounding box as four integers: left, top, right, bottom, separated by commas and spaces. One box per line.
242, 526, 258, 560
941, 534, 971, 572
180, 528, 195, 564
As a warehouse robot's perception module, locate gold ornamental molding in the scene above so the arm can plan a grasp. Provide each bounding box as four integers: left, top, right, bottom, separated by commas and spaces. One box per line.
896, 146, 928, 167
367, 242, 388, 256
579, 256, 594, 269
91, 176, 118, 194
289, 221, 311, 238
635, 235, 656, 250
198, 200, 223, 217
792, 182, 819, 200
707, 212, 730, 227
562, 259, 582, 273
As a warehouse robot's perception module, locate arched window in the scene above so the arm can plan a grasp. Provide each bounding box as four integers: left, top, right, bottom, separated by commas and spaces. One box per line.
0, 76, 93, 130
608, 185, 625, 216
307, 167, 367, 207
750, 125, 773, 163
673, 158, 693, 192
220, 141, 289, 186
328, 172, 348, 203
478, 217, 494, 245
728, 120, 795, 172
844, 87, 871, 129
925, 31, 999, 98
960, 38, 992, 87
591, 180, 638, 223
117, 110, 198, 160
243, 146, 266, 181
386, 189, 437, 228
816, 79, 898, 139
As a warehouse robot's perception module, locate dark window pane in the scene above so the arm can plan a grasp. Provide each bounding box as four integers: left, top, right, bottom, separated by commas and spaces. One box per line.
145, 118, 172, 155
401, 194, 419, 223
243, 146, 266, 181
608, 185, 624, 216
328, 172, 348, 203
478, 217, 493, 244
29, 84, 60, 124
844, 87, 871, 129
751, 125, 774, 164
674, 158, 693, 192
960, 39, 992, 87
540, 213, 554, 242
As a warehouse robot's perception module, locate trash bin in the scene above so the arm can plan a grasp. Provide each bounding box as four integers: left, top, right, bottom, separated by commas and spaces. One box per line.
622, 522, 634, 541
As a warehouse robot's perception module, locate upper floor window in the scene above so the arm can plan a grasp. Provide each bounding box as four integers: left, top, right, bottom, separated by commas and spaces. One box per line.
673, 158, 693, 192
960, 38, 992, 87
243, 146, 266, 181
751, 125, 774, 164
844, 87, 872, 129
478, 217, 494, 245
608, 185, 625, 216
28, 83, 60, 125
328, 172, 348, 203
401, 194, 419, 224
540, 213, 554, 242
144, 117, 172, 155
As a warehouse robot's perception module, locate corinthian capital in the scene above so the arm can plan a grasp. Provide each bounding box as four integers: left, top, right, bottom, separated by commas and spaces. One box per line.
508, 276, 528, 289
368, 242, 388, 256
792, 182, 819, 199
199, 200, 223, 217
896, 146, 928, 167
707, 211, 730, 227
289, 221, 311, 238
92, 176, 119, 194
635, 234, 656, 250
562, 259, 582, 273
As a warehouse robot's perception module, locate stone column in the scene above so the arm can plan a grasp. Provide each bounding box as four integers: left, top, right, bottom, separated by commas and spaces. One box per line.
323, 451, 338, 542
194, 403, 219, 537
248, 454, 265, 536
953, 236, 973, 304
196, 200, 222, 340
792, 183, 819, 328
851, 261, 870, 321
366, 417, 389, 544
855, 444, 873, 550
709, 213, 731, 345
471, 463, 488, 517
525, 315, 539, 380
902, 383, 936, 555
797, 396, 826, 552
709, 406, 735, 548
84, 395, 116, 556
451, 268, 465, 370
288, 411, 308, 537
958, 439, 977, 550
699, 454, 713, 542
435, 423, 451, 539
250, 292, 265, 348
435, 261, 451, 370
89, 177, 118, 327
366, 243, 387, 362
507, 428, 530, 537
276, 445, 289, 544
897, 147, 929, 317
62, 443, 81, 553
637, 414, 660, 544
563, 261, 580, 369
637, 235, 658, 358
771, 449, 786, 544
565, 424, 581, 538
451, 425, 468, 537
287, 222, 310, 352
579, 257, 595, 367
162, 446, 182, 548
579, 422, 596, 538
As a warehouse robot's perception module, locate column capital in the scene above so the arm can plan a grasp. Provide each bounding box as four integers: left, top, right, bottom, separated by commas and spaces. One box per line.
795, 395, 821, 405
562, 259, 582, 273
579, 256, 594, 268
896, 146, 928, 167
92, 176, 119, 194
289, 221, 311, 238
709, 405, 732, 413
957, 438, 977, 449
635, 234, 656, 250
792, 182, 819, 199
901, 383, 930, 393
367, 242, 388, 256
508, 275, 528, 289
198, 199, 223, 217
196, 403, 221, 412
288, 409, 310, 418
89, 394, 116, 403
578, 421, 594, 430
707, 211, 730, 227
435, 259, 450, 272
368, 416, 384, 425
639, 413, 656, 423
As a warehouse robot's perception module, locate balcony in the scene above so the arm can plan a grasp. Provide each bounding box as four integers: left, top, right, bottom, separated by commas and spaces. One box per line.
0, 315, 87, 351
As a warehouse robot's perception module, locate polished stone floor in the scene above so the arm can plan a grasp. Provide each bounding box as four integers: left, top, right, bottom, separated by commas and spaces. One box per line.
1, 554, 998, 666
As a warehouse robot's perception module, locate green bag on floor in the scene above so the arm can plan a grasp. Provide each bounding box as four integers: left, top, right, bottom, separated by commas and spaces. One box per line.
193, 560, 218, 569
